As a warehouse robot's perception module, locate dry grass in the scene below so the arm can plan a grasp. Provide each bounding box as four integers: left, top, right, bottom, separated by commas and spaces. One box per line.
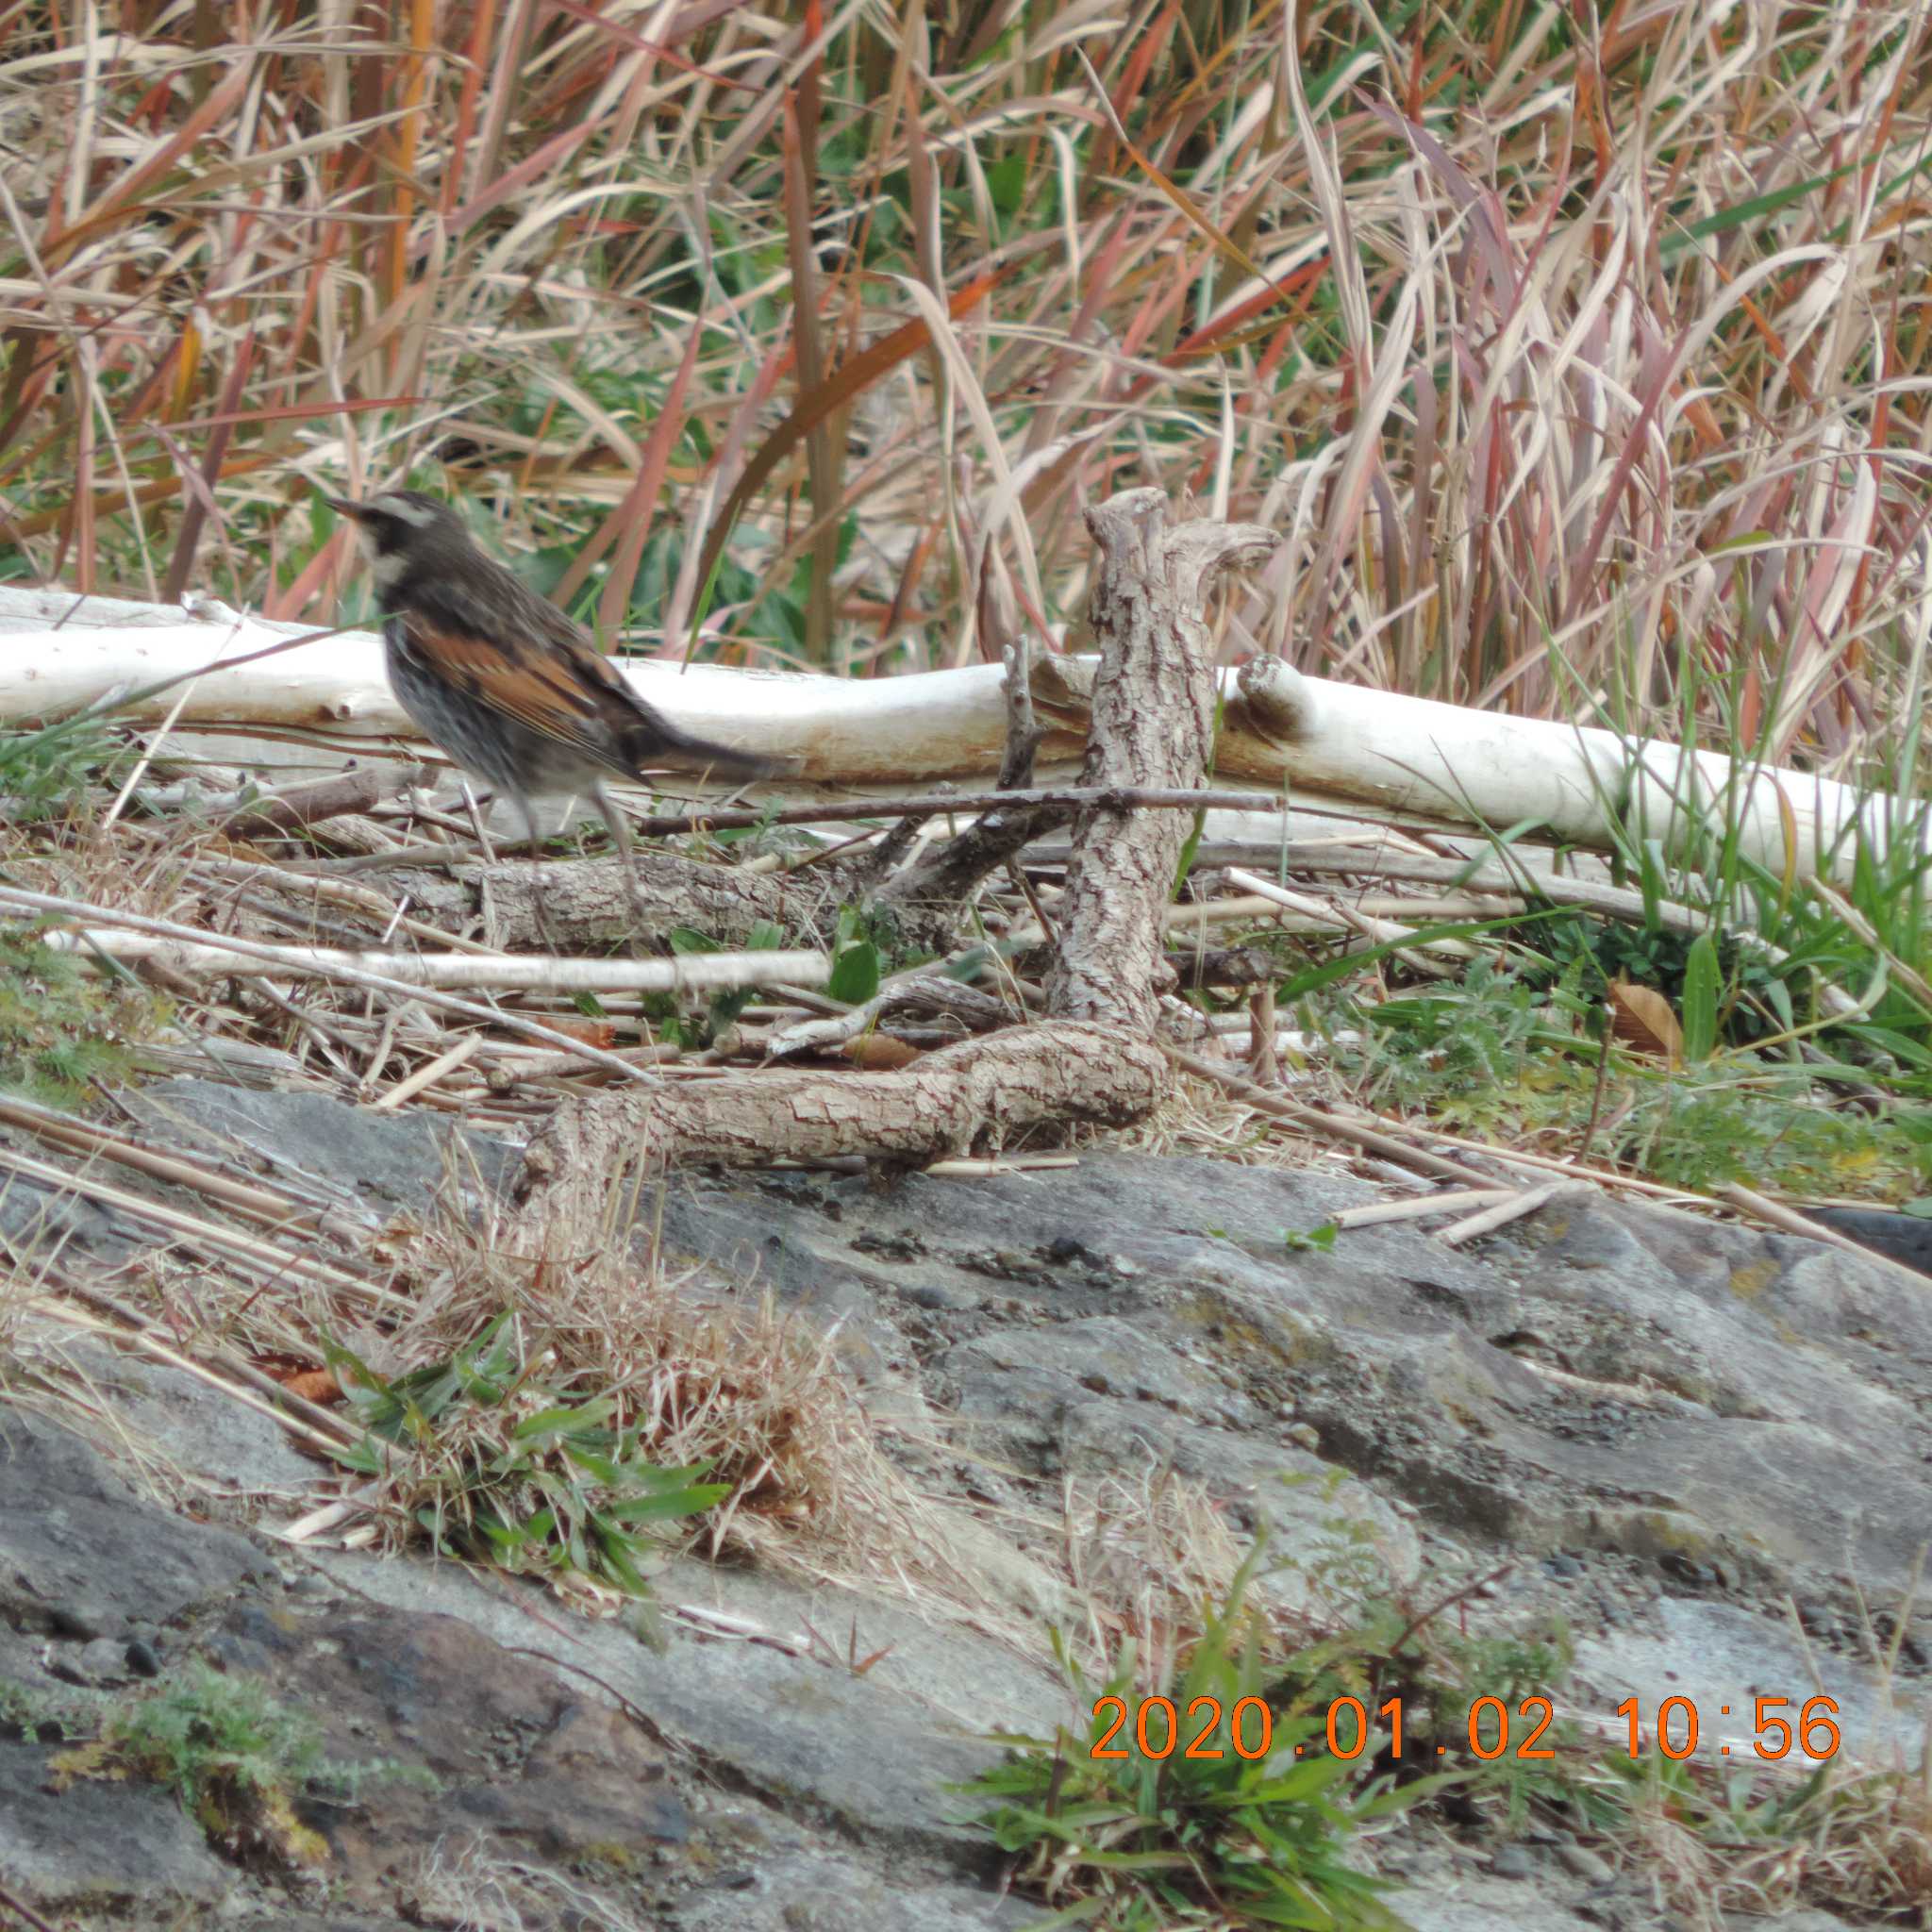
381, 1173, 934, 1584
0, 0, 1925, 781
1108, 1064, 1332, 1168
1606, 1737, 1932, 1928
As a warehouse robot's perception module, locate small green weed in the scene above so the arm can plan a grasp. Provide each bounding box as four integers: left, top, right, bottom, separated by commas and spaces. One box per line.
110, 1661, 326, 1809
1584, 1746, 1932, 1924
0, 1673, 95, 1741
1341, 958, 1930, 1201
961, 1547, 1457, 1931
0, 926, 168, 1107
1283, 1222, 1341, 1255
92, 1660, 430, 1865
325, 1312, 729, 1600
0, 710, 125, 821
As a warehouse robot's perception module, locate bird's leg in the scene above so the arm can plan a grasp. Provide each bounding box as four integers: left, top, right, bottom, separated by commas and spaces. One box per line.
592, 780, 651, 939
516, 793, 560, 954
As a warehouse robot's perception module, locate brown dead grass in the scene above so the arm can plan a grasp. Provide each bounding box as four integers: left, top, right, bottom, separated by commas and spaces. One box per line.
1, 1, 1925, 784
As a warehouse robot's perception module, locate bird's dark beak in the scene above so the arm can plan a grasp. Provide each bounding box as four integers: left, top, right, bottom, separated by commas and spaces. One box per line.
323, 493, 368, 520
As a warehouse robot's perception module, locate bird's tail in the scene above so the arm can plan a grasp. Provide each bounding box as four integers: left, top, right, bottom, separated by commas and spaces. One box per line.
643, 722, 791, 783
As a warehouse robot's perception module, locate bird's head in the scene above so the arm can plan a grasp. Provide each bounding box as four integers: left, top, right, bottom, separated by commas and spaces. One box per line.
324, 488, 470, 589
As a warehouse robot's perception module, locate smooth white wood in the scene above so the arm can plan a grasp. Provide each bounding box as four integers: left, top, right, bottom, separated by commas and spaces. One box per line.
1, 583, 1915, 881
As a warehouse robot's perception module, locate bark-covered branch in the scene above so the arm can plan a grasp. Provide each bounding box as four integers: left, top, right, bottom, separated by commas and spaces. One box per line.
506, 491, 1277, 1253
1047, 490, 1278, 1030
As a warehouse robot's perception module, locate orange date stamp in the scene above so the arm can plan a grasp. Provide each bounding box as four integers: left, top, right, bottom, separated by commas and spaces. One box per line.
1089, 1693, 1843, 1763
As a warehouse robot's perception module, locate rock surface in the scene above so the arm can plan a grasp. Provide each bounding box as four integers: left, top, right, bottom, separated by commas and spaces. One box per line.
0, 1076, 1922, 1928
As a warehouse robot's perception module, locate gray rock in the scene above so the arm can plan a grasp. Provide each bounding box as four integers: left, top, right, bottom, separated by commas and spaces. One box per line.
0, 1408, 264, 1638
669, 1852, 1035, 1932
1390, 1871, 1603, 1930
53, 1334, 319, 1498
1574, 1597, 1930, 1767
0, 1739, 230, 1909
8, 1077, 1932, 1932
1554, 1840, 1614, 1883
124, 1076, 515, 1223
1058, 1397, 1419, 1589
0, 1162, 131, 1257
308, 1545, 1029, 1866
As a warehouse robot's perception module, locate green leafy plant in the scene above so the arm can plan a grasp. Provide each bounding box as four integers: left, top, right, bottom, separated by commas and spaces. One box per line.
1283, 1223, 1341, 1255
325, 1313, 729, 1598
665, 917, 788, 1041
110, 1662, 329, 1812
0, 1674, 92, 1741
0, 926, 167, 1106
0, 710, 125, 821
79, 1660, 430, 1865
961, 1546, 1456, 1930
1340, 955, 1931, 1200
826, 903, 885, 1006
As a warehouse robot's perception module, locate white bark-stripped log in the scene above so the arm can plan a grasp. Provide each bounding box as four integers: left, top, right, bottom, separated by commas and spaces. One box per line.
38, 930, 830, 992
0, 584, 1911, 882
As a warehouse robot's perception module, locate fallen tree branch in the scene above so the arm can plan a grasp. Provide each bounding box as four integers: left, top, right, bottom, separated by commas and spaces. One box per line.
508, 1022, 1171, 1240
217, 765, 389, 838
1049, 493, 1279, 1028
507, 490, 1277, 1252
4, 583, 1914, 880
40, 929, 828, 994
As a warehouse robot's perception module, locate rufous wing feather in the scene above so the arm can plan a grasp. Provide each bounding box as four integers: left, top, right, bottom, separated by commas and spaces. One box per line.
393, 612, 620, 766
394, 610, 781, 779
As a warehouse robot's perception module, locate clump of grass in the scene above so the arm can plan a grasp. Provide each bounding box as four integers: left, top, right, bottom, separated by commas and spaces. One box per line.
971, 1519, 1932, 1932
325, 1310, 729, 1607
0, 711, 125, 822
0, 925, 168, 1108
1575, 1734, 1932, 1930
355, 1194, 990, 1623
1336, 952, 1932, 1203
962, 1545, 1459, 1931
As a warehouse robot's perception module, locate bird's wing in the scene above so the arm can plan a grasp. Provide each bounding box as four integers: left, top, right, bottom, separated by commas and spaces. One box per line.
389, 607, 657, 768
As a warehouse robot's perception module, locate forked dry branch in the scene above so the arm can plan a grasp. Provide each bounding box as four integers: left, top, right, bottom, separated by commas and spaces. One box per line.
507, 490, 1278, 1255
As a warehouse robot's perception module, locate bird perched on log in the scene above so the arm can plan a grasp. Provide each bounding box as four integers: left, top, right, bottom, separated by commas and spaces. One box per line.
327, 489, 781, 940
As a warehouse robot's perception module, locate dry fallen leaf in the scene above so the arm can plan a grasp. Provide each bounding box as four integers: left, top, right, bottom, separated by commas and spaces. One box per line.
281, 1369, 343, 1407
842, 1033, 922, 1070
1608, 978, 1682, 1065
542, 1016, 620, 1049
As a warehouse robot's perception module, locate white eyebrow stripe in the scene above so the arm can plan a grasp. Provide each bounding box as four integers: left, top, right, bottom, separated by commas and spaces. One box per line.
375, 494, 438, 527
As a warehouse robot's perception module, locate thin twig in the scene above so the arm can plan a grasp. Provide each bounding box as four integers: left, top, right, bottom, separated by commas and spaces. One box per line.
1436, 1179, 1593, 1245
0, 1877, 60, 1932
636, 783, 1289, 838
0, 883, 665, 1085
43, 929, 830, 994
